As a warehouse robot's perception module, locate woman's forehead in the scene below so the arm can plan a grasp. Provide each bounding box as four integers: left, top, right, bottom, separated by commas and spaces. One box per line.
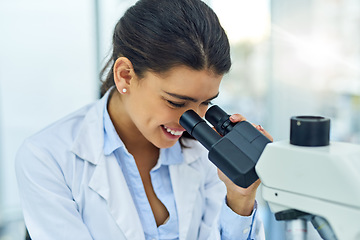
144, 66, 222, 97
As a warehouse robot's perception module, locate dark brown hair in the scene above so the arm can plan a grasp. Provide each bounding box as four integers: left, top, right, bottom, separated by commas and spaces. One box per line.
100, 0, 231, 96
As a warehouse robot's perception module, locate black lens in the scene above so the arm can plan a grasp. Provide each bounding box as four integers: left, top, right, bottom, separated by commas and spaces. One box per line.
179, 110, 203, 136
205, 105, 235, 135
180, 110, 221, 150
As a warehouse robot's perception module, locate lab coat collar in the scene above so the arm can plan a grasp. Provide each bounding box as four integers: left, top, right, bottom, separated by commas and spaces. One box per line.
70, 89, 110, 165
171, 139, 206, 239
170, 162, 201, 239
88, 153, 145, 239
181, 138, 205, 164
71, 89, 145, 239
103, 99, 125, 156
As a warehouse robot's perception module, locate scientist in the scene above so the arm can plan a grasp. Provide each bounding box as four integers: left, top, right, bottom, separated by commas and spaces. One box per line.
15, 0, 272, 239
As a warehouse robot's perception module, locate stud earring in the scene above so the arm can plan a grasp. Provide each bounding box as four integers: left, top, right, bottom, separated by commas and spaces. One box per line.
122, 88, 127, 93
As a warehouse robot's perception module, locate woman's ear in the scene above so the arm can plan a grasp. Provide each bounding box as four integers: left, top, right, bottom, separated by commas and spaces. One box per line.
113, 57, 135, 94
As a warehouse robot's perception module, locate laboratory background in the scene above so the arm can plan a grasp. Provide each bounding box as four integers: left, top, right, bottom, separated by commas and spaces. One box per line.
0, 0, 359, 239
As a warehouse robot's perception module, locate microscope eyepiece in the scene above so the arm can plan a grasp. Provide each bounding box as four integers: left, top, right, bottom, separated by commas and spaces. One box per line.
179, 110, 204, 136
180, 110, 221, 150
205, 105, 235, 136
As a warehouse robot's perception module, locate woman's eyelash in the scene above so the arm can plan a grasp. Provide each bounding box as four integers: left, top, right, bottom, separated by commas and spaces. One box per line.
167, 100, 213, 108
167, 100, 185, 108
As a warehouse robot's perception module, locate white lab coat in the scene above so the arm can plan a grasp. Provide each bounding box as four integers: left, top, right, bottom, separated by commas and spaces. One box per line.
15, 90, 263, 240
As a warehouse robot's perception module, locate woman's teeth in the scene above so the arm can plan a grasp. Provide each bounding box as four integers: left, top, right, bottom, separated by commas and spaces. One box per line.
163, 126, 183, 136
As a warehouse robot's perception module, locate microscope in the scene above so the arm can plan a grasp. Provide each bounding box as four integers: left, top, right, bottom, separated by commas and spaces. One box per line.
180, 105, 360, 240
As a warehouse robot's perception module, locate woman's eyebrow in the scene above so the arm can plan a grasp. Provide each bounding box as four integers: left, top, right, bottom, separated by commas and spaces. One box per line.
164, 91, 219, 102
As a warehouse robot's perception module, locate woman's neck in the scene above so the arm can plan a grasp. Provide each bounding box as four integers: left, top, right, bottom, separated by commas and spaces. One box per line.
107, 90, 159, 169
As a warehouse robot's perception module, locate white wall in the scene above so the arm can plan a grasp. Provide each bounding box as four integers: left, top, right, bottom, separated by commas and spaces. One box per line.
96, 0, 137, 68
0, 0, 98, 225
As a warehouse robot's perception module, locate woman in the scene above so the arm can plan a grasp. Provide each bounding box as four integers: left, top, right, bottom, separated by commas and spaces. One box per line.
16, 0, 271, 239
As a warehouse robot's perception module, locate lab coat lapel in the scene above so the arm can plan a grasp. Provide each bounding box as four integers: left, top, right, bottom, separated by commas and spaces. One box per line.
71, 90, 145, 240
169, 142, 203, 240
88, 154, 145, 240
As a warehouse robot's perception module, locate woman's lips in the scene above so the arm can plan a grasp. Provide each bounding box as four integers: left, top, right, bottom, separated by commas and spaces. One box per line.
161, 125, 185, 139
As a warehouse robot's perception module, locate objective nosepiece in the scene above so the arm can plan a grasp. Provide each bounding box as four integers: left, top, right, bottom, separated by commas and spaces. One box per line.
290, 116, 330, 146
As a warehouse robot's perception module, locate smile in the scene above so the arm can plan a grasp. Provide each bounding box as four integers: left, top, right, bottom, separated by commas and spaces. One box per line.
162, 125, 184, 136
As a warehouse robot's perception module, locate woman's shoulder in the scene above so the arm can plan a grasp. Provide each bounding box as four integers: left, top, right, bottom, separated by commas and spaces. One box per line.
17, 99, 103, 164
15, 99, 105, 185
14, 100, 105, 202
29, 103, 95, 146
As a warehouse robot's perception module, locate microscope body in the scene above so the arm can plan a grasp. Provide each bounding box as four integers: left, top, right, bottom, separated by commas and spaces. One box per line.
256, 140, 360, 240
180, 105, 360, 240
180, 106, 271, 188
207, 121, 271, 187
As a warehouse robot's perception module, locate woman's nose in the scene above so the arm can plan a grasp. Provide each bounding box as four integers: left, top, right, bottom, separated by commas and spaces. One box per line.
178, 106, 206, 125
194, 106, 208, 118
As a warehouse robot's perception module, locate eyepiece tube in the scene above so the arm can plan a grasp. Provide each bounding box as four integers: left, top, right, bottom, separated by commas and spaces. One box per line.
205, 105, 235, 135
180, 110, 221, 150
